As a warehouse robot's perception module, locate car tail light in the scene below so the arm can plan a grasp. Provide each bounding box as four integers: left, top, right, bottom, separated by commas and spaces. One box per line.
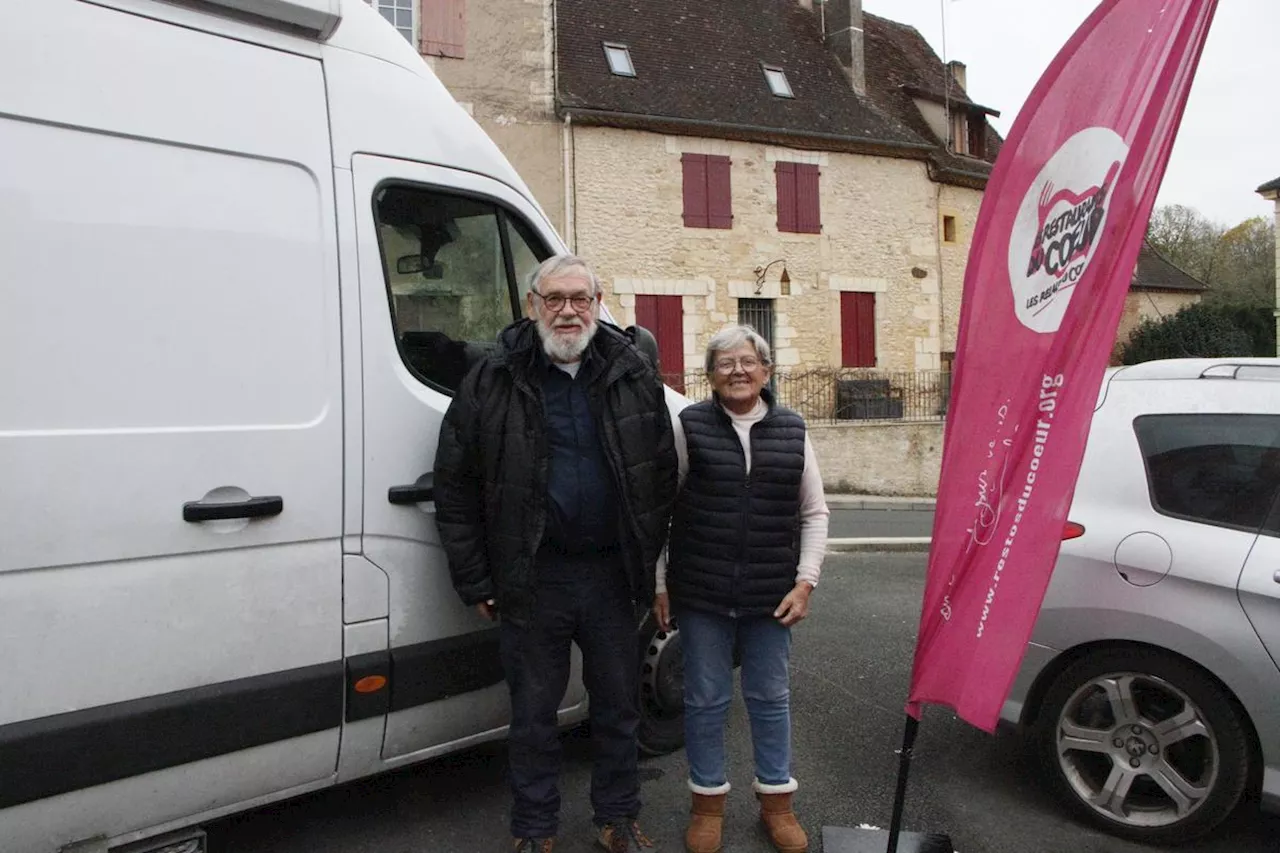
1062, 521, 1085, 540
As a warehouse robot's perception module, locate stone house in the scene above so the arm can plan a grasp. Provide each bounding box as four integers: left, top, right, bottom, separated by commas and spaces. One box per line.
373, 0, 1001, 391
1259, 176, 1280, 351
1111, 240, 1209, 362
557, 0, 1003, 385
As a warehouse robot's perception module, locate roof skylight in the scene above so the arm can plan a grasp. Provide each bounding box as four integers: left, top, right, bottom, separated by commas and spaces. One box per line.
762, 65, 794, 98
604, 43, 636, 77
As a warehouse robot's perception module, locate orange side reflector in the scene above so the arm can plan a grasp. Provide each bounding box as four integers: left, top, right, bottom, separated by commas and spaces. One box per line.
1062, 521, 1086, 540
354, 675, 387, 694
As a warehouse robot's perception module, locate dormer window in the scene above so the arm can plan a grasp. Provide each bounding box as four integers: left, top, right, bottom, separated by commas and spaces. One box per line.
951, 110, 988, 159
762, 65, 794, 98
604, 43, 635, 77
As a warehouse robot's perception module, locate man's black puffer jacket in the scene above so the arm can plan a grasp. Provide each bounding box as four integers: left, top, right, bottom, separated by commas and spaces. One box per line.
434, 318, 678, 627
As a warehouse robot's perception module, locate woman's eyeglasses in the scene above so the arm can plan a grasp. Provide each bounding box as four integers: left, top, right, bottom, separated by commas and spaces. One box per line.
713, 356, 763, 374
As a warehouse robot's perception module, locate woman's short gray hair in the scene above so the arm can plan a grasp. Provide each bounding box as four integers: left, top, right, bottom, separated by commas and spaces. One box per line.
704, 324, 772, 374
527, 253, 599, 295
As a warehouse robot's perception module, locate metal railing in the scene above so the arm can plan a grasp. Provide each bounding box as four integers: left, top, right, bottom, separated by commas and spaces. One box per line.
670, 368, 952, 424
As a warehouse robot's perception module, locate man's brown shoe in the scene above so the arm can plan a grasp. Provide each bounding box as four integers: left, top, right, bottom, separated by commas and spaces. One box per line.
512, 838, 554, 853
597, 820, 655, 852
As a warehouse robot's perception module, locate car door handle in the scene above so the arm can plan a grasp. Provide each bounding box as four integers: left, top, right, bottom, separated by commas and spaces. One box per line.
1273, 571, 1280, 584
183, 496, 283, 522
388, 483, 435, 504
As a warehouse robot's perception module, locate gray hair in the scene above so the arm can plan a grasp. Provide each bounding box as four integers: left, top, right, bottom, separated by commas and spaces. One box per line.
527, 253, 600, 296
704, 324, 772, 374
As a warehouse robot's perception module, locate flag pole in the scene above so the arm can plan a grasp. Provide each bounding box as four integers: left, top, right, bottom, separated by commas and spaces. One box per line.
884, 715, 920, 853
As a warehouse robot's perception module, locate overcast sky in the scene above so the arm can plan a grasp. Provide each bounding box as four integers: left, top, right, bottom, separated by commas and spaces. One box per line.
861, 0, 1278, 227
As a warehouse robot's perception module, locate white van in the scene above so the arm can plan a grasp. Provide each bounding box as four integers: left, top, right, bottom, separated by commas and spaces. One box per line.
0, 2, 683, 851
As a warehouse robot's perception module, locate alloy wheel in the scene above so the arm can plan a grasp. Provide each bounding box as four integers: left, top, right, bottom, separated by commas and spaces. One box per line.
1054, 670, 1217, 829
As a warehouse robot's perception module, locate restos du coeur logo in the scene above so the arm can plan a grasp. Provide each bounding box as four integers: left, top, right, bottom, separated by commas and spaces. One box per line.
1007, 127, 1130, 333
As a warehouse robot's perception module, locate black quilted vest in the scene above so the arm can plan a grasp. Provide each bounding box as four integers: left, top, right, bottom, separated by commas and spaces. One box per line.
667, 392, 806, 617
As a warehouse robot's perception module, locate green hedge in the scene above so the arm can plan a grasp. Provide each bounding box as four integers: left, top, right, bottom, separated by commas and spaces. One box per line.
1119, 303, 1274, 364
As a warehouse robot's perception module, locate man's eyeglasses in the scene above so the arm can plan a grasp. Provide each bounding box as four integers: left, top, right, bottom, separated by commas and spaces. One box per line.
713, 356, 763, 374
532, 291, 595, 313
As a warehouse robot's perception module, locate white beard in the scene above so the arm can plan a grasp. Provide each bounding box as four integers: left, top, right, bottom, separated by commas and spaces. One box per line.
537, 314, 597, 363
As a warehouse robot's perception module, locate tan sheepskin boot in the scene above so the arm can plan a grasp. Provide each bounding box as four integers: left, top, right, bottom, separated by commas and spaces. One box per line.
754, 778, 808, 853
685, 780, 730, 853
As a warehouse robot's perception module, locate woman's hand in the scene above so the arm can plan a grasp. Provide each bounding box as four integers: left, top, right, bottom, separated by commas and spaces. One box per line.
774, 582, 813, 627
653, 592, 672, 632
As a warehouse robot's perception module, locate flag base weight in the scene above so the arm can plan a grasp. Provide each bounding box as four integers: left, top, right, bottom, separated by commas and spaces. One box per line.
825, 715, 953, 853
821, 826, 954, 853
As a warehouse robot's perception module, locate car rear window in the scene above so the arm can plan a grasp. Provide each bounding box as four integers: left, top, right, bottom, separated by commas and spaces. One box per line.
1135, 413, 1280, 535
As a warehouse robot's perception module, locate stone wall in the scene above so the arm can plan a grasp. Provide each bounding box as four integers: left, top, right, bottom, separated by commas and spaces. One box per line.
937, 184, 985, 356
570, 127, 980, 374
426, 0, 565, 232
810, 421, 943, 496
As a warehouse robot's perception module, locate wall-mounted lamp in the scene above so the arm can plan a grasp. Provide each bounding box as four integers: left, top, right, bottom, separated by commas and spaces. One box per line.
753, 259, 790, 295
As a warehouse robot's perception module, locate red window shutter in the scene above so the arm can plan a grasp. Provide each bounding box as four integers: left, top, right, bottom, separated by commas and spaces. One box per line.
655, 295, 685, 393
419, 0, 437, 54
795, 163, 821, 234
856, 292, 876, 366
681, 154, 709, 228
775, 161, 797, 232
706, 155, 732, 230
635, 294, 659, 338
841, 292, 877, 367
421, 0, 466, 58
635, 295, 685, 392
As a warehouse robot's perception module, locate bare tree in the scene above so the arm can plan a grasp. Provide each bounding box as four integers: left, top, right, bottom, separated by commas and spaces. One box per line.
1145, 204, 1276, 309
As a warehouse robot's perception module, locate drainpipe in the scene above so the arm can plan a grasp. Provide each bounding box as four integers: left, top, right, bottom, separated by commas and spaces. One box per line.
935, 182, 947, 372
562, 113, 576, 252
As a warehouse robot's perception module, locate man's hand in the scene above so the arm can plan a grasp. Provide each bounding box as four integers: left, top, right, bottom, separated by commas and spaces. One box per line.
653, 592, 672, 632
773, 583, 813, 627
476, 599, 498, 621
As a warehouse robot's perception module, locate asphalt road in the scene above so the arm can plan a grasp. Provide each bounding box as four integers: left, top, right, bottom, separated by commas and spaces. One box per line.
828, 506, 934, 540
205, 553, 1279, 853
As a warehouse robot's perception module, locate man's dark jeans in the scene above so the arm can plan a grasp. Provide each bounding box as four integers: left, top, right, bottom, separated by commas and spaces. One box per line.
499, 556, 640, 839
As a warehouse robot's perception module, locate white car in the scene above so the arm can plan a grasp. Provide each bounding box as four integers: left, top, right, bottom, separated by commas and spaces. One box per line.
1002, 358, 1280, 843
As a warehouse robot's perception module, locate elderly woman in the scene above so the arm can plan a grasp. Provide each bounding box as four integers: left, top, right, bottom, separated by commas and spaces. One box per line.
654, 324, 829, 853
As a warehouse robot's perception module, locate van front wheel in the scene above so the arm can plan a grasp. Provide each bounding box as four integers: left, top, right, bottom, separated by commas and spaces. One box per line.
637, 612, 685, 755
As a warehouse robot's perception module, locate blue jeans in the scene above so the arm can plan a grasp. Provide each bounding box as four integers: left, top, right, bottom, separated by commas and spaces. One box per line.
676, 606, 792, 788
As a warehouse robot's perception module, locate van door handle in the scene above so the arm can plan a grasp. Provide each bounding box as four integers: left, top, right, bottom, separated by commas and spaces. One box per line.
183, 496, 283, 522
388, 483, 435, 504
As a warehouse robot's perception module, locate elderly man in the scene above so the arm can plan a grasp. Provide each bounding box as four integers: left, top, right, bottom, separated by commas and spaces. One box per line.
434, 254, 678, 853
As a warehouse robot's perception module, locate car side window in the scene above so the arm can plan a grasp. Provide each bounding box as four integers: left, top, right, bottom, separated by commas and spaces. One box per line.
1134, 414, 1280, 535
373, 185, 550, 394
